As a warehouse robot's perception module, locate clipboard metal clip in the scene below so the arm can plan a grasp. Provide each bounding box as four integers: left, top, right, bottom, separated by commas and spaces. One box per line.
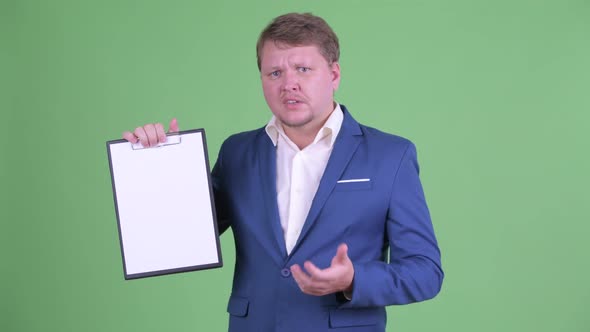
131, 133, 182, 150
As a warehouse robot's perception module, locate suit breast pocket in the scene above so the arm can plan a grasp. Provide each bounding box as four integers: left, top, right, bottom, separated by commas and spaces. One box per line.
334, 180, 372, 191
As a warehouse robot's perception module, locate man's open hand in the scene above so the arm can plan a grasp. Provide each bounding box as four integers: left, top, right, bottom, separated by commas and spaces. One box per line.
290, 243, 354, 296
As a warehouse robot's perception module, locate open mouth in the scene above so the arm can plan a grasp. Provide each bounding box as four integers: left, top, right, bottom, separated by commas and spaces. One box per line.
284, 98, 303, 105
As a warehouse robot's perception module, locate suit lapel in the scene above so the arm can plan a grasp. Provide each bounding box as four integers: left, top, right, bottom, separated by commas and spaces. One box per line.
290, 107, 363, 255
257, 132, 289, 260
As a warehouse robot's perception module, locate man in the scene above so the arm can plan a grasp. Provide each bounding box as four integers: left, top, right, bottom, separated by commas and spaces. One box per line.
123, 13, 443, 332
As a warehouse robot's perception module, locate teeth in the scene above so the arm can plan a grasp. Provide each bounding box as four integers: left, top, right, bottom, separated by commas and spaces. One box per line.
287, 100, 297, 104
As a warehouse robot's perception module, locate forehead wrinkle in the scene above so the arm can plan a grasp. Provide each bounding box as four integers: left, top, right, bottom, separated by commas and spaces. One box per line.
261, 44, 320, 71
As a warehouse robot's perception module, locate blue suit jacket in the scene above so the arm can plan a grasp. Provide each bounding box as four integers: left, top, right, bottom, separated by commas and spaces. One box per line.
212, 105, 443, 332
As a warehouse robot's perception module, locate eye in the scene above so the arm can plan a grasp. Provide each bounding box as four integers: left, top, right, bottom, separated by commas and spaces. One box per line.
297, 67, 311, 73
269, 70, 281, 78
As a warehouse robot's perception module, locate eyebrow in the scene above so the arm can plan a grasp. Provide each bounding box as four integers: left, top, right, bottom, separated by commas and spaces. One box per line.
263, 62, 311, 72
261, 64, 282, 72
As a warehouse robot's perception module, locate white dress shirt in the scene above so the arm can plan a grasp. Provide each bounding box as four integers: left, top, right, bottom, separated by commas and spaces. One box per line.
265, 104, 344, 254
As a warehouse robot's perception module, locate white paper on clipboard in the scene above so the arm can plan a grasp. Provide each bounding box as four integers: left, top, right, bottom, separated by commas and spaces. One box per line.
106, 129, 222, 280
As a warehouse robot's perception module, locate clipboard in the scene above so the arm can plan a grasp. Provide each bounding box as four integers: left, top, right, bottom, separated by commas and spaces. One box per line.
106, 129, 222, 280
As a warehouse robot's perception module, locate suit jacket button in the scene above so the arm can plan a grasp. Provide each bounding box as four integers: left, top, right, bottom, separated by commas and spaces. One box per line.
281, 268, 291, 277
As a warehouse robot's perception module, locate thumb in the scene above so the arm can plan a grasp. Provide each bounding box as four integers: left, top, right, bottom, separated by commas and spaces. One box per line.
168, 118, 179, 133
333, 243, 349, 265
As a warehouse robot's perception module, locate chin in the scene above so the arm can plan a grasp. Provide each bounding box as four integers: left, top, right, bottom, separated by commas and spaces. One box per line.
281, 116, 313, 128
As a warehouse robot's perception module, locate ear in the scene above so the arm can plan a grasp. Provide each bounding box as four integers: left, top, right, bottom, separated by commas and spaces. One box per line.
330, 62, 341, 91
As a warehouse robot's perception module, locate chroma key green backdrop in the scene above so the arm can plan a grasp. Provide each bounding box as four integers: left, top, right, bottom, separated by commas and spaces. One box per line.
2, 0, 589, 331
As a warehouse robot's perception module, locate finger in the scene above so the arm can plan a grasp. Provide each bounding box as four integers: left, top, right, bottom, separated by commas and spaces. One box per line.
144, 124, 159, 147
291, 264, 310, 280
290, 264, 309, 288
302, 262, 334, 293
133, 127, 149, 147
333, 243, 349, 265
155, 123, 167, 143
303, 261, 327, 280
169, 118, 179, 133
291, 264, 325, 296
122, 131, 138, 144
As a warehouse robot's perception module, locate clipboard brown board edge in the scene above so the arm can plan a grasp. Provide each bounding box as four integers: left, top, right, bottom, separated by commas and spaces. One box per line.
106, 128, 224, 280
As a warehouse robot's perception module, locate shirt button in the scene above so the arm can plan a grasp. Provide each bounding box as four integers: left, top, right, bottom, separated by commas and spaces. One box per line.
281, 268, 291, 277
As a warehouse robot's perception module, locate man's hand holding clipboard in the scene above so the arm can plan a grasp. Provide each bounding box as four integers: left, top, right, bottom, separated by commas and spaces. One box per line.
122, 118, 179, 148
107, 119, 222, 280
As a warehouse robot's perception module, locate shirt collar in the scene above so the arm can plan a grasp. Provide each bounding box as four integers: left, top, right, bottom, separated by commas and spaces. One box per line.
265, 103, 344, 148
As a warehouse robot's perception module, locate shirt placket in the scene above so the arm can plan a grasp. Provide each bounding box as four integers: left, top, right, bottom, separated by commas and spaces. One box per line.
285, 151, 306, 254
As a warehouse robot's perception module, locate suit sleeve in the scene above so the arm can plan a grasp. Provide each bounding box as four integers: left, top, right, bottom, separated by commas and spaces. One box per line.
211, 141, 231, 235
341, 142, 444, 307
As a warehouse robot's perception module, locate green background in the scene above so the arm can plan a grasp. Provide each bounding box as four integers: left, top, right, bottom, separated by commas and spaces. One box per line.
3, 0, 589, 331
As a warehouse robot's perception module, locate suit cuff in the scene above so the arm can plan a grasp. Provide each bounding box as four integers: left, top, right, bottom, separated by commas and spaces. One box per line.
343, 289, 353, 301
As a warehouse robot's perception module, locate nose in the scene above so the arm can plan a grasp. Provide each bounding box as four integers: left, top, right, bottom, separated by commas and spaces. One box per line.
282, 70, 299, 91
